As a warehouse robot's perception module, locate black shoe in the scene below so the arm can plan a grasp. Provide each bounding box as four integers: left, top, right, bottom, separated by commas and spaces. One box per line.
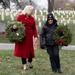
58, 68, 62, 73
29, 63, 33, 69
52, 70, 57, 73
29, 66, 33, 69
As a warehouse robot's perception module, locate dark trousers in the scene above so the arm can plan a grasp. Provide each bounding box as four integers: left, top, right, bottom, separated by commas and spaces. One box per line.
46, 44, 61, 71
21, 58, 32, 64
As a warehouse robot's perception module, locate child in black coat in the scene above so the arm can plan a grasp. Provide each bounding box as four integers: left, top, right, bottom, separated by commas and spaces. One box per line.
40, 13, 62, 73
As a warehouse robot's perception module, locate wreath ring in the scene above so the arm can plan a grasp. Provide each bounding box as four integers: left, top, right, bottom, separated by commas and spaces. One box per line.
5, 21, 25, 42
53, 25, 72, 46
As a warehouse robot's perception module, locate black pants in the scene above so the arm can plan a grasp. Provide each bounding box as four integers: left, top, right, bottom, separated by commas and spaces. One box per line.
21, 58, 32, 64
46, 44, 61, 71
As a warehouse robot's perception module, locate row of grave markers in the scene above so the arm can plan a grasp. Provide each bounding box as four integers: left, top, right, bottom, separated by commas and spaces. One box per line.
0, 9, 75, 27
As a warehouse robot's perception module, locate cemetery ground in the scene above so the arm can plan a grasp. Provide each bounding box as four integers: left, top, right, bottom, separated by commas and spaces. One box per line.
0, 10, 75, 75
0, 24, 75, 45
0, 10, 75, 45
0, 50, 75, 75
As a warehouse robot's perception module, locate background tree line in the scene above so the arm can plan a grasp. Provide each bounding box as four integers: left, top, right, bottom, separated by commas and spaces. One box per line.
0, 0, 75, 12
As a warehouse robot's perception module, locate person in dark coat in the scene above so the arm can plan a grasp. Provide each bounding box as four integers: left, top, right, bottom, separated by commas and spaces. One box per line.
40, 13, 62, 73
14, 5, 38, 70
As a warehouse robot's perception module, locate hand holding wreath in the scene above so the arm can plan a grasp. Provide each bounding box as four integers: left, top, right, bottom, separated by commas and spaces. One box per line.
5, 21, 25, 42
53, 25, 72, 46
12, 25, 17, 29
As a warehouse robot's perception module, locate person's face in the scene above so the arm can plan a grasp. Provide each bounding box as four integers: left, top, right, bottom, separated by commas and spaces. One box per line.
48, 19, 53, 24
27, 9, 33, 16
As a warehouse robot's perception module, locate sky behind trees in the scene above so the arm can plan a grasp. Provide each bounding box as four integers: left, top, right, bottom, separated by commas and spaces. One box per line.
33, 0, 47, 9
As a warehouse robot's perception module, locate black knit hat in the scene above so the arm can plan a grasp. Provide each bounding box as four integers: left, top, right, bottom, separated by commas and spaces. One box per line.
47, 13, 54, 20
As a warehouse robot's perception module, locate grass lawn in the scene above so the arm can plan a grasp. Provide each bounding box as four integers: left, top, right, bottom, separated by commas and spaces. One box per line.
0, 50, 75, 75
0, 34, 10, 43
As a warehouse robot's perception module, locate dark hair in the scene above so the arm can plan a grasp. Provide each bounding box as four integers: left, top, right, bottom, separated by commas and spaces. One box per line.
45, 13, 57, 26
47, 13, 54, 20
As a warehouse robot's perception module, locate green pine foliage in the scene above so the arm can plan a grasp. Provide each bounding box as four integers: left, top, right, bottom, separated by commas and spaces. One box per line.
5, 21, 25, 42
53, 25, 72, 46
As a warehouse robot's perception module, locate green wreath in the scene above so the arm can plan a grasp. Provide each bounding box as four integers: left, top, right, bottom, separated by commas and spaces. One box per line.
53, 25, 72, 46
5, 21, 25, 42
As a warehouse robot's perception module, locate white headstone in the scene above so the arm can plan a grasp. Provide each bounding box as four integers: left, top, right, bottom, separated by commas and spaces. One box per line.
39, 22, 42, 27
43, 16, 45, 21
38, 18, 40, 22
72, 15, 74, 18
2, 11, 4, 20
34, 15, 37, 20
64, 22, 67, 26
10, 12, 14, 21
61, 15, 63, 18
5, 12, 9, 16
34, 10, 37, 15
63, 18, 65, 21
39, 10, 43, 16
73, 20, 75, 24
67, 20, 70, 24
66, 15, 68, 18
61, 20, 63, 23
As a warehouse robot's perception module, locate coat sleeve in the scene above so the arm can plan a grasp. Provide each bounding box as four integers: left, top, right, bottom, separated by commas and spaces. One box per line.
16, 14, 22, 22
40, 26, 45, 49
33, 19, 38, 38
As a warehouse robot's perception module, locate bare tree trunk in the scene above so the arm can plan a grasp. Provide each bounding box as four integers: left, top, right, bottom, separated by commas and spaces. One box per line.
29, 0, 32, 5
8, 0, 10, 9
15, 0, 22, 9
48, 0, 54, 13
0, 0, 6, 9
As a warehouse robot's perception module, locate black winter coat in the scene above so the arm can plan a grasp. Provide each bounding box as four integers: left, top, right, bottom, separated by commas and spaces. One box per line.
40, 19, 58, 47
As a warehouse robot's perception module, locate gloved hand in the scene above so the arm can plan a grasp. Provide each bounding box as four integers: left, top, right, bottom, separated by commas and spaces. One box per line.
40, 43, 45, 49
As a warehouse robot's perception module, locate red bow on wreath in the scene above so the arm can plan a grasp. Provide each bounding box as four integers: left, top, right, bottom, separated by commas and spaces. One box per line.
1, 32, 5, 35
61, 30, 64, 33
56, 39, 67, 46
